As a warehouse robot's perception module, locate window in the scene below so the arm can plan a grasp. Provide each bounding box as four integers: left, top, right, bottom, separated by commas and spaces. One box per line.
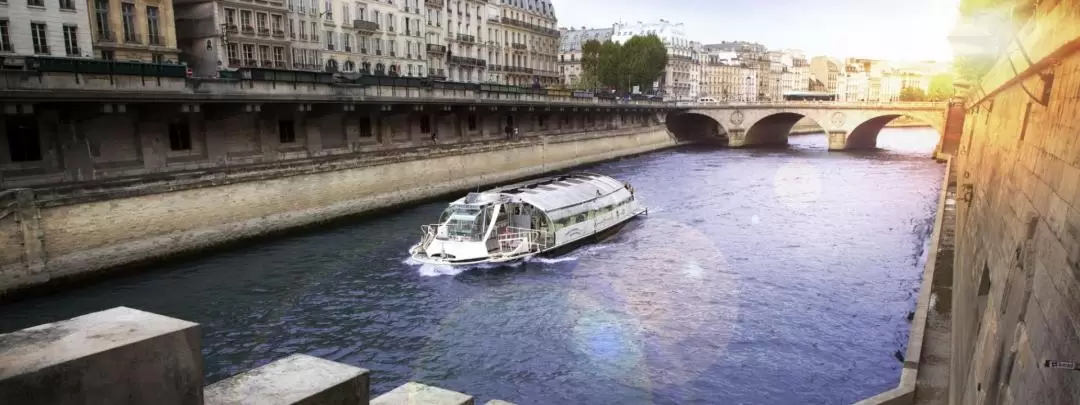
226, 43, 238, 60
358, 117, 372, 137
147, 6, 161, 45
467, 114, 477, 130
420, 115, 430, 133
121, 2, 137, 43
168, 122, 192, 151
59, 0, 75, 10
242, 44, 254, 61
225, 9, 236, 25
259, 45, 270, 64
28, 0, 44, 6
273, 46, 284, 64
325, 30, 334, 50
63, 25, 79, 56
278, 121, 296, 143
0, 21, 11, 52
152, 53, 164, 63
6, 118, 42, 162
30, 23, 48, 54
342, 4, 350, 22
101, 50, 114, 60
241, 10, 252, 28
257, 12, 268, 30
272, 15, 283, 33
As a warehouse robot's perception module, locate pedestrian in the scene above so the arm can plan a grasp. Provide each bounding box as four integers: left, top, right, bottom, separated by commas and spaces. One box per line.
505, 124, 513, 140
431, 129, 438, 144
513, 127, 519, 138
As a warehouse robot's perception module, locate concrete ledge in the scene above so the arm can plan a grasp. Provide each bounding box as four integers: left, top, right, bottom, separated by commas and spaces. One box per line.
852, 156, 953, 405
204, 354, 370, 405
484, 401, 517, 405
371, 382, 474, 405
0, 306, 202, 405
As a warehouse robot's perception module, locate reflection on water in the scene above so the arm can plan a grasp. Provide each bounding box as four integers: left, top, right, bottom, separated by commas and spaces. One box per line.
0, 128, 944, 405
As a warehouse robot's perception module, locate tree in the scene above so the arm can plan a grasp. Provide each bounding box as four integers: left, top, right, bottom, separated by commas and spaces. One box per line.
597, 40, 623, 91
927, 73, 955, 101
899, 86, 927, 102
620, 34, 668, 93
580, 39, 601, 88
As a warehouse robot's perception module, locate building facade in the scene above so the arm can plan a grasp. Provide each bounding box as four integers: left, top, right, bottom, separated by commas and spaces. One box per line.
425, 0, 445, 79
557, 26, 612, 88
0, 0, 94, 58
88, 0, 180, 62
486, 0, 559, 86
809, 56, 839, 93
611, 20, 694, 99
174, 0, 291, 76
701, 50, 756, 102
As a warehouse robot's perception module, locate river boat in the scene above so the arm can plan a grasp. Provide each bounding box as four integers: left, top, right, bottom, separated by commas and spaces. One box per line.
408, 172, 646, 266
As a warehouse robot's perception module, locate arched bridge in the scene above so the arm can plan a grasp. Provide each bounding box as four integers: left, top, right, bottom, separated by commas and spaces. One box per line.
666, 102, 953, 150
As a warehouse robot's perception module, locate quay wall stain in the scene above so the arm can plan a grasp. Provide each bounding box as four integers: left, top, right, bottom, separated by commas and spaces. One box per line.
0, 128, 676, 297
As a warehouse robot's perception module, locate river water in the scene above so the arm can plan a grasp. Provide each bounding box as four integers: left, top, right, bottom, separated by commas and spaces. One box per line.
0, 128, 944, 405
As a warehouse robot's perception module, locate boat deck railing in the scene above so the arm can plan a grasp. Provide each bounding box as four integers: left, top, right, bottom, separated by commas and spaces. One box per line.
496, 227, 543, 257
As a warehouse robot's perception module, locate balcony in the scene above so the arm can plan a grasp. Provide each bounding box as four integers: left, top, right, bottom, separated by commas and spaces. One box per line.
386, 25, 397, 34
242, 25, 255, 34
510, 43, 526, 51
273, 29, 286, 38
123, 34, 141, 44
275, 60, 286, 68
426, 44, 446, 54
449, 56, 485, 67
327, 44, 336, 51
95, 30, 117, 43
258, 27, 270, 36
456, 34, 475, 43
228, 57, 241, 66
428, 67, 446, 78
147, 34, 164, 46
353, 20, 378, 34
424, 0, 442, 7
226, 24, 239, 34
245, 59, 258, 67
497, 17, 559, 37
344, 45, 352, 52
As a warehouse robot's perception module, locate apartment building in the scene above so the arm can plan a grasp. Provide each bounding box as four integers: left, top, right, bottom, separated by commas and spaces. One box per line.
89, 0, 180, 62
0, 0, 94, 58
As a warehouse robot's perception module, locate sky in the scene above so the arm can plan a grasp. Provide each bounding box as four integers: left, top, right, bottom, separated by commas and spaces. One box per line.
548, 0, 961, 61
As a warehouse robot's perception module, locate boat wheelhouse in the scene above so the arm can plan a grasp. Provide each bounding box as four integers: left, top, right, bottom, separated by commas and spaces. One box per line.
409, 172, 646, 265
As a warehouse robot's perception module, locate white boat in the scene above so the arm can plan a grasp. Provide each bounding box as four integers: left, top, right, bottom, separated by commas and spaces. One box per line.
409, 172, 646, 266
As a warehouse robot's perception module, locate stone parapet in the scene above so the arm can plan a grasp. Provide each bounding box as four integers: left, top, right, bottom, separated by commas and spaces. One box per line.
0, 307, 513, 405
0, 306, 203, 405
0, 71, 670, 110
204, 354, 370, 405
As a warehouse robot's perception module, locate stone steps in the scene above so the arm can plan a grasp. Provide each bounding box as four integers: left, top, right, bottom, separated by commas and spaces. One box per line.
0, 306, 516, 405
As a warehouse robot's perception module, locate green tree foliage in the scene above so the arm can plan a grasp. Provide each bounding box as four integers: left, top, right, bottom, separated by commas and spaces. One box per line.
899, 87, 928, 102
620, 35, 668, 93
927, 73, 956, 101
577, 35, 668, 92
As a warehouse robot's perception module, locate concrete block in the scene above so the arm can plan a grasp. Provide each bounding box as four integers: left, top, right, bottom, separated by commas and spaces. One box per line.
371, 382, 473, 405
485, 401, 517, 405
204, 353, 369, 405
0, 306, 202, 405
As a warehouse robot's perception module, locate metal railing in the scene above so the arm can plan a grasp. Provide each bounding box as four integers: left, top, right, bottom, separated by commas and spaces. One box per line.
496, 227, 542, 256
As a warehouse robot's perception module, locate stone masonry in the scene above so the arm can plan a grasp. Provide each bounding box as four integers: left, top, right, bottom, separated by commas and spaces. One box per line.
949, 1, 1080, 404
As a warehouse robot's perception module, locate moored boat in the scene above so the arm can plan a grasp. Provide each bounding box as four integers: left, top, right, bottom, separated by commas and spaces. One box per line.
408, 172, 646, 266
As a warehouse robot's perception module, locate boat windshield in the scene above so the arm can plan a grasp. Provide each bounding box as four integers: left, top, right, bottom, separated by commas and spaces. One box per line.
440, 205, 486, 241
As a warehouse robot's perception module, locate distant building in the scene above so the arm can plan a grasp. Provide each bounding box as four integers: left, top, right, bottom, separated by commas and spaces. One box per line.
557, 27, 613, 87
1, 0, 94, 58
810, 56, 840, 93
611, 20, 694, 98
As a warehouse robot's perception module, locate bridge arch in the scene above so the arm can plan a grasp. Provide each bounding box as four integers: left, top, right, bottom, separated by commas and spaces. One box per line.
742, 112, 828, 148
665, 112, 729, 144
845, 113, 943, 150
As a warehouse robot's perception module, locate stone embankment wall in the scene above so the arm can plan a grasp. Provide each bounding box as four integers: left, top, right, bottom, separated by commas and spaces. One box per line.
789, 116, 931, 135
947, 2, 1080, 404
0, 127, 677, 297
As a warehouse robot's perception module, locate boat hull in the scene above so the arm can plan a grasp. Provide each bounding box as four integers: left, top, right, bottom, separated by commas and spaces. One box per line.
409, 208, 646, 267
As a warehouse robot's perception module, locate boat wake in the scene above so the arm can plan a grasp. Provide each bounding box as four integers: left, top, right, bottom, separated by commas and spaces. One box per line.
403, 254, 580, 277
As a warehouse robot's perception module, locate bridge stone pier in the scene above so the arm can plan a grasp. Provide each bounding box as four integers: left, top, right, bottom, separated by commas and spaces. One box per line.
667, 103, 955, 152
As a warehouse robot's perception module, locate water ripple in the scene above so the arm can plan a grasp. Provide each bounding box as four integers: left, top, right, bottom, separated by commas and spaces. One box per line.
0, 129, 943, 405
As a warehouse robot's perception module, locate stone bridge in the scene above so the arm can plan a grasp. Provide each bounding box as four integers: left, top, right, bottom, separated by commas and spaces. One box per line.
666, 102, 954, 150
